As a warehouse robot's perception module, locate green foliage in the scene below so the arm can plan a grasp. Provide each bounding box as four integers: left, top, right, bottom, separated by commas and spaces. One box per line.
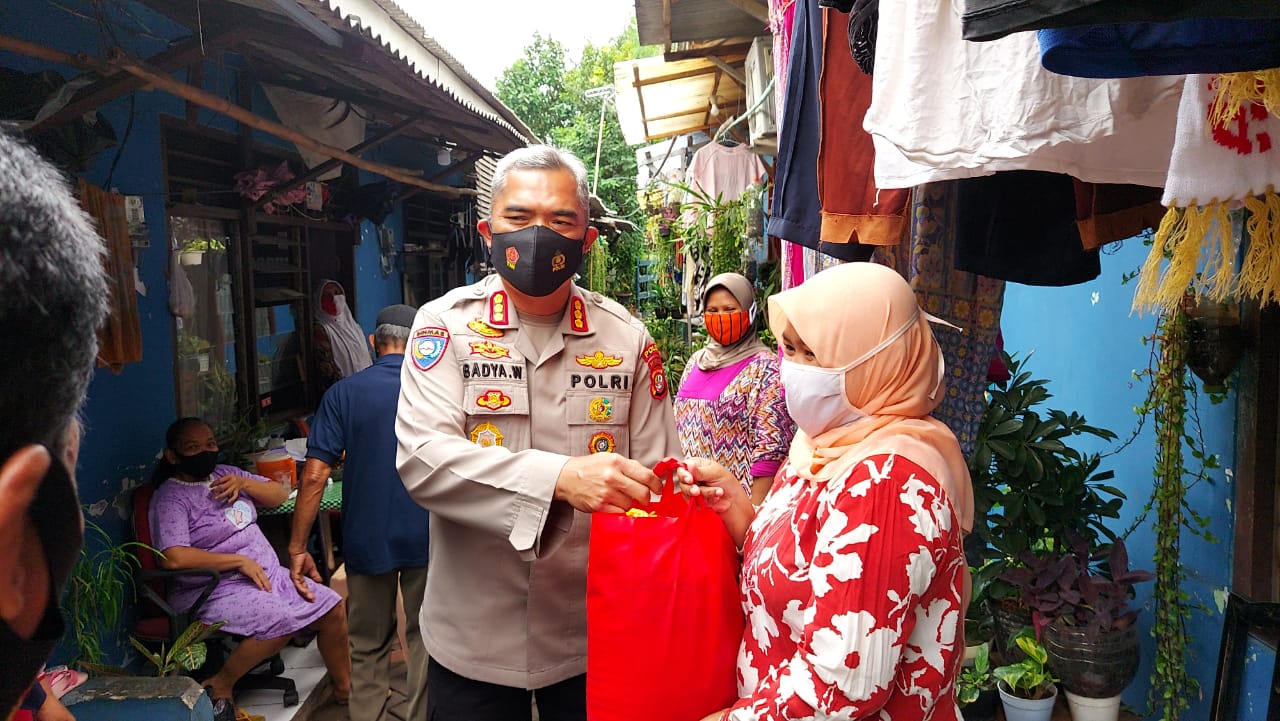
643, 317, 702, 391
214, 411, 271, 469
666, 180, 748, 277
180, 237, 225, 253
992, 628, 1058, 700
132, 620, 227, 676
958, 642, 995, 706
968, 352, 1122, 599
63, 517, 155, 666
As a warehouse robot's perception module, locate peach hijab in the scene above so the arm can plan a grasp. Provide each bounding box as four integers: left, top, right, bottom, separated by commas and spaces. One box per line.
768, 262, 974, 532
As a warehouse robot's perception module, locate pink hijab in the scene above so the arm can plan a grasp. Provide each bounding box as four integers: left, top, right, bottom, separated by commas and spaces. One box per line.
768, 262, 974, 532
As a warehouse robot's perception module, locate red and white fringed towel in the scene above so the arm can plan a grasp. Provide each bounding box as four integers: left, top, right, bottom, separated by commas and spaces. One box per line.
1133, 71, 1280, 313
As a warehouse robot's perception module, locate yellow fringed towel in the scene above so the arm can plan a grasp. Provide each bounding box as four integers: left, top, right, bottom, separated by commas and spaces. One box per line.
1133, 72, 1280, 314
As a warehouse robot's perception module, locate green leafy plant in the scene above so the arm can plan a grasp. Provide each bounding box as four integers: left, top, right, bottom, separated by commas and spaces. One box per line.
665, 180, 748, 278
993, 628, 1059, 700
131, 620, 227, 676
180, 237, 226, 253
176, 331, 210, 358
214, 410, 271, 469
63, 517, 156, 666
958, 642, 996, 707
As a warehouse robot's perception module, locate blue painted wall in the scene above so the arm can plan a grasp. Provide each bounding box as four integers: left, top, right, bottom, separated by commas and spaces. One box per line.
999, 237, 1238, 719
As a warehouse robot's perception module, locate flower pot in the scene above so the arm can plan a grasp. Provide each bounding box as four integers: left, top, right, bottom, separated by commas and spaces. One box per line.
998, 681, 1058, 721
179, 250, 204, 266
961, 687, 1000, 721
990, 600, 1033, 664
1064, 690, 1122, 721
1043, 623, 1139, 698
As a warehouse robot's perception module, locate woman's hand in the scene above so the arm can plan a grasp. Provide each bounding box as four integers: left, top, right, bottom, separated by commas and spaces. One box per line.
210, 474, 253, 504
237, 556, 272, 591
676, 457, 746, 515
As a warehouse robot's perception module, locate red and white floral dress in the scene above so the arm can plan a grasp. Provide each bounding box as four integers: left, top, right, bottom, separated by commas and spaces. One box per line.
726, 453, 965, 720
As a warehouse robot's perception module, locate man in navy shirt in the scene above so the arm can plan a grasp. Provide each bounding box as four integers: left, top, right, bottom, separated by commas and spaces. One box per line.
290, 303, 430, 721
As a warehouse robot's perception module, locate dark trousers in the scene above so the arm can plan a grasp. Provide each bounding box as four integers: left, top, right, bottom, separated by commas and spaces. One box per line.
426, 657, 585, 721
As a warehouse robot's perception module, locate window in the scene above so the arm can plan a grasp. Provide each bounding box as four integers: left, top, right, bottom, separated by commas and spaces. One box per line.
171, 216, 239, 429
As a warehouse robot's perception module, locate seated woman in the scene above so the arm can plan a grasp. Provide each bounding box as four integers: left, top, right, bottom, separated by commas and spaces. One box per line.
679, 263, 973, 720
148, 417, 350, 719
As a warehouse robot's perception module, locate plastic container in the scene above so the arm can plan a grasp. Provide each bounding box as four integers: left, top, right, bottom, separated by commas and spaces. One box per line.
255, 448, 296, 489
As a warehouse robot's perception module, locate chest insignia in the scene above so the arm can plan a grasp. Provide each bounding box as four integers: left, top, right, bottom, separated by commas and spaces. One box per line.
489, 291, 510, 326
469, 422, 504, 448
410, 326, 450, 372
589, 431, 616, 454
468, 318, 504, 338
569, 296, 589, 333
469, 340, 511, 360
576, 350, 623, 369
588, 397, 613, 422
475, 389, 512, 411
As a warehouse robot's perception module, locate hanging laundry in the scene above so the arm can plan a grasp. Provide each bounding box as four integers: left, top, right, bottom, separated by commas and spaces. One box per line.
1039, 19, 1280, 78
817, 4, 911, 253
819, 0, 879, 74
962, 0, 1280, 43
864, 0, 1182, 190
77, 180, 142, 372
685, 142, 766, 203
1133, 74, 1280, 312
769, 0, 799, 129
1074, 181, 1165, 250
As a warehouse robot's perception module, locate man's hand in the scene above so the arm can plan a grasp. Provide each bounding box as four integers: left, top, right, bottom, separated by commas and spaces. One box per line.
554, 453, 663, 514
237, 556, 272, 591
289, 551, 321, 602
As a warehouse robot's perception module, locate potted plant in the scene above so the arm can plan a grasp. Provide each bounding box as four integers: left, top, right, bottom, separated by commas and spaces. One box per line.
968, 352, 1124, 654
176, 331, 211, 372
63, 518, 155, 669
958, 641, 999, 721
131, 619, 226, 677
993, 628, 1059, 721
178, 237, 226, 266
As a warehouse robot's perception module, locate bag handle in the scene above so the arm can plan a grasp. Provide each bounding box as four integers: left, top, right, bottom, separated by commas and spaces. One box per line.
643, 457, 699, 517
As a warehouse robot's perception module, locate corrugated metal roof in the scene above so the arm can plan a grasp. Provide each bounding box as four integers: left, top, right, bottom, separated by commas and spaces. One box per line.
635, 0, 768, 47
614, 53, 748, 145
314, 0, 538, 145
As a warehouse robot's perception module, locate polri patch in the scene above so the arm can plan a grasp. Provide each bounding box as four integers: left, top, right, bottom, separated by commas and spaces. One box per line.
588, 397, 613, 422
411, 327, 450, 372
475, 389, 512, 411
469, 340, 511, 360
468, 318, 504, 338
470, 422, 504, 447
649, 368, 668, 400
589, 431, 616, 454
641, 342, 664, 370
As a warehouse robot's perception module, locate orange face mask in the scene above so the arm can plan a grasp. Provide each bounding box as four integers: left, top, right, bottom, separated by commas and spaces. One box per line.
703, 310, 752, 346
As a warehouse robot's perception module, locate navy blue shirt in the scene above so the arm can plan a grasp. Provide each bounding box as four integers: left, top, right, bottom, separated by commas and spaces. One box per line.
307, 353, 430, 575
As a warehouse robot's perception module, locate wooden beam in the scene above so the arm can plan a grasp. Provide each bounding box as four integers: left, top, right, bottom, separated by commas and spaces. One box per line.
662, 0, 672, 55
633, 64, 651, 141
707, 56, 745, 87
725, 0, 770, 23
101, 48, 477, 196
632, 63, 720, 87
254, 114, 425, 210
27, 30, 246, 132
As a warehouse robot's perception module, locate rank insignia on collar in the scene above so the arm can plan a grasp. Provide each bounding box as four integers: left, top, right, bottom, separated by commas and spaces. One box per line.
575, 350, 623, 369
551, 250, 566, 272
489, 291, 510, 326
588, 397, 613, 422
505, 246, 520, 269
589, 431, 616, 454
468, 318, 504, 338
410, 327, 450, 372
569, 296, 589, 333
469, 340, 511, 360
475, 389, 512, 411
470, 422, 504, 447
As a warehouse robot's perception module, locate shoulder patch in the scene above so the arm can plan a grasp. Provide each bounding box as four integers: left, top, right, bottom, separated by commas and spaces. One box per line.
569, 296, 589, 333
649, 367, 668, 400
641, 343, 664, 370
410, 327, 450, 372
489, 291, 510, 326
468, 318, 504, 338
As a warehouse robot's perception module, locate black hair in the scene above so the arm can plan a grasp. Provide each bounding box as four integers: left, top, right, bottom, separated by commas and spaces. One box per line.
148, 417, 209, 486
0, 127, 110, 461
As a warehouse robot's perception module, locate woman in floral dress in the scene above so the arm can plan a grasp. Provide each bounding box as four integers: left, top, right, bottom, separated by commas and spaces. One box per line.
679, 262, 974, 721
148, 417, 350, 720
674, 272, 796, 505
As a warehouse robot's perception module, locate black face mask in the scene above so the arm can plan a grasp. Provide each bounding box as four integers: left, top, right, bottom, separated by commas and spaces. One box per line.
175, 450, 218, 480
0, 453, 81, 715
488, 225, 584, 298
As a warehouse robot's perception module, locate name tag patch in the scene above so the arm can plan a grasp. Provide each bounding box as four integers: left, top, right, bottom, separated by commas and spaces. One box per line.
571, 373, 629, 390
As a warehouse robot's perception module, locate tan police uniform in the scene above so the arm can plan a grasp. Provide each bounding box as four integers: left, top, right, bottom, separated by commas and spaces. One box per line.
395, 273, 681, 689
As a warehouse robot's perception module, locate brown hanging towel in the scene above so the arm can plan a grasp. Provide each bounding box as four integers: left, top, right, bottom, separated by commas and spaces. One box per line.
77, 179, 142, 372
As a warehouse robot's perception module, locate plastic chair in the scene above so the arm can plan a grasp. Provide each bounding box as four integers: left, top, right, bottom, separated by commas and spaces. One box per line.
131, 484, 299, 707
1209, 591, 1280, 721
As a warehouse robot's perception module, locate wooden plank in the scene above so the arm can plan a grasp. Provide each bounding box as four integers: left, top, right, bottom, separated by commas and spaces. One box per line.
662, 0, 673, 54
725, 0, 770, 23
707, 55, 746, 87
632, 64, 720, 87
634, 64, 651, 142
1233, 301, 1280, 601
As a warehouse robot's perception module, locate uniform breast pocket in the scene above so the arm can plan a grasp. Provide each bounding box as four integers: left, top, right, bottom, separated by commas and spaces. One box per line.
566, 391, 630, 457
463, 381, 530, 416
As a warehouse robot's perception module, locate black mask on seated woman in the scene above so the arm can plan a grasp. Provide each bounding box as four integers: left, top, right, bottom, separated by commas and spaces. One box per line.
175, 450, 219, 480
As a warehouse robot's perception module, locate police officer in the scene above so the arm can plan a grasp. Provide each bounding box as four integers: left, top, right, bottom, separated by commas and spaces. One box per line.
395, 145, 681, 721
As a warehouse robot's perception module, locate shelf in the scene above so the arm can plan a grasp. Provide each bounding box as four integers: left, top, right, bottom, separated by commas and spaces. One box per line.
252, 234, 303, 247
255, 287, 306, 306
253, 260, 305, 274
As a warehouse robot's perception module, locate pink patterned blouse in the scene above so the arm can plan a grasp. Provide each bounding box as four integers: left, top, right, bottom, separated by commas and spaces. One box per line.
727, 453, 965, 720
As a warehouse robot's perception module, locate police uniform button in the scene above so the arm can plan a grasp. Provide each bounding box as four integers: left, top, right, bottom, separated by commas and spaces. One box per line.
473, 287, 485, 296
590, 292, 604, 304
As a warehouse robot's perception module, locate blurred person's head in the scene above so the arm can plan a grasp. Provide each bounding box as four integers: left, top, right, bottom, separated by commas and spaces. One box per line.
370, 304, 416, 357
0, 127, 109, 712
150, 417, 219, 485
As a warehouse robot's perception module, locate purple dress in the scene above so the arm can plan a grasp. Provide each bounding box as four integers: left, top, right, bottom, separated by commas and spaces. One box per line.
149, 464, 340, 639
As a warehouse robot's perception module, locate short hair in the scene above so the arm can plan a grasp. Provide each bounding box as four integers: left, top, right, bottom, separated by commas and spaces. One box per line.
0, 128, 110, 461
374, 323, 411, 348
490, 145, 590, 220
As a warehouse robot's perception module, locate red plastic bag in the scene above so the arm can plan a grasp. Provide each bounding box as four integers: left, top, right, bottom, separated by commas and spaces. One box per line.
586, 458, 744, 721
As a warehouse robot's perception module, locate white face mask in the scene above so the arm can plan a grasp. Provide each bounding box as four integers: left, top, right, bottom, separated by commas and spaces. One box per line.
781, 309, 958, 437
